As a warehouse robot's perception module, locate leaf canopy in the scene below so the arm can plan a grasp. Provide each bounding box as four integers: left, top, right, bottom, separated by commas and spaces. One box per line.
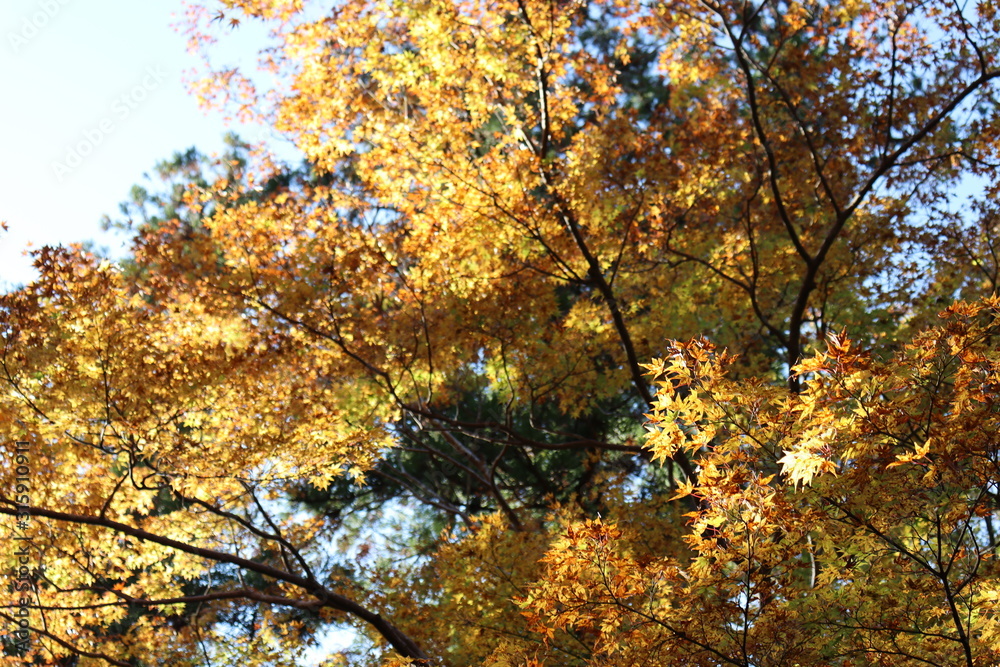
4, 0, 1000, 665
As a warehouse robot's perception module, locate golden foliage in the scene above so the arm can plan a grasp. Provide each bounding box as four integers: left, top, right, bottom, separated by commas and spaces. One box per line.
4, 0, 1000, 664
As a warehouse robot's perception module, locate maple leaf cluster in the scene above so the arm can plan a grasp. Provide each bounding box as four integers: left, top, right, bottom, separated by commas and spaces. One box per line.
4, 0, 1000, 665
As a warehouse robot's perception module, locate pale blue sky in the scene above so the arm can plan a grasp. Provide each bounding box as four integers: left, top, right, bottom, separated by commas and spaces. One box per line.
0, 0, 299, 289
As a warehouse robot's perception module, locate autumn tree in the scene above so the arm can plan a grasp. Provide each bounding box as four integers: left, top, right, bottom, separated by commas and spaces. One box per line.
3, 0, 1000, 664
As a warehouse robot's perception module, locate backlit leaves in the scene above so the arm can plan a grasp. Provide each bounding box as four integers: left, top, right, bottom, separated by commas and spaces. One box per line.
5, 0, 1000, 663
